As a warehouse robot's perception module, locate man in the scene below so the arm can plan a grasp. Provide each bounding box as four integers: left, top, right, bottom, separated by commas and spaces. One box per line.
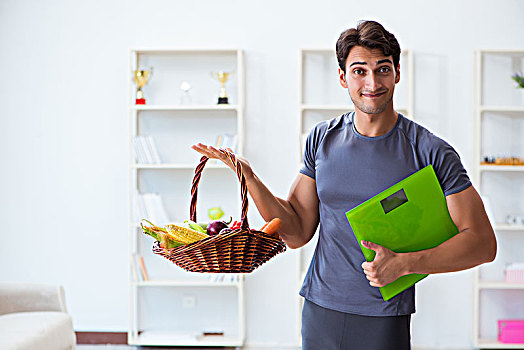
192, 20, 496, 350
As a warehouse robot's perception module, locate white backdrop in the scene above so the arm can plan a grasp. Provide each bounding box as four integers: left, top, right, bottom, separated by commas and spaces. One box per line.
1, 0, 523, 348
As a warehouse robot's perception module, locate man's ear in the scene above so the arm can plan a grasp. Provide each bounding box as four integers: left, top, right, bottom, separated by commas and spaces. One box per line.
395, 64, 400, 84
339, 68, 348, 88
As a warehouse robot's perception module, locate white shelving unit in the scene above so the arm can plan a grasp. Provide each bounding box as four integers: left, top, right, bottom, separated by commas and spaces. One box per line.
128, 48, 245, 347
472, 49, 524, 349
295, 48, 414, 343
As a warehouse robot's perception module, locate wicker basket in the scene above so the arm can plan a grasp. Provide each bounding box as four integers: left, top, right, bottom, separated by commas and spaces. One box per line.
150, 150, 286, 273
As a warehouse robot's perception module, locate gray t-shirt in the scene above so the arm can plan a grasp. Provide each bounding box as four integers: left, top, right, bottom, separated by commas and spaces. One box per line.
299, 112, 471, 316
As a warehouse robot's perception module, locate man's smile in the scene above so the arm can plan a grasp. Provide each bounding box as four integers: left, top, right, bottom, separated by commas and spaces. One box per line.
361, 91, 387, 98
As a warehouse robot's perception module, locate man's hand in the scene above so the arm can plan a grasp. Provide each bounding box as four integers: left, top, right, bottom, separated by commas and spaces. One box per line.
191, 143, 254, 180
360, 240, 407, 287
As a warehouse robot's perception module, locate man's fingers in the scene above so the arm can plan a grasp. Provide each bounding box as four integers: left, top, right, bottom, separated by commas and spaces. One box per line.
361, 240, 381, 251
192, 143, 227, 160
364, 274, 379, 286
369, 281, 384, 288
363, 274, 385, 287
363, 269, 375, 278
191, 143, 236, 169
191, 143, 214, 156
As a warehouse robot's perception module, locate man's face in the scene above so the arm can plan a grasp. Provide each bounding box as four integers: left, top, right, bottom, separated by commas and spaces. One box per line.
339, 46, 400, 115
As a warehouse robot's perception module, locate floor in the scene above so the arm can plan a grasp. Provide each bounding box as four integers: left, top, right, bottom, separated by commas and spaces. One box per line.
76, 346, 295, 350
76, 345, 300, 350
76, 346, 458, 350
77, 347, 242, 350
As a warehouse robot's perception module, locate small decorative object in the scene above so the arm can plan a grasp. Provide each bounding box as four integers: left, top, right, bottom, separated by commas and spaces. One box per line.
208, 206, 224, 220
211, 71, 232, 104
506, 214, 524, 226
481, 156, 524, 166
133, 68, 153, 105
498, 319, 524, 343
180, 81, 192, 105
512, 72, 524, 89
505, 262, 524, 283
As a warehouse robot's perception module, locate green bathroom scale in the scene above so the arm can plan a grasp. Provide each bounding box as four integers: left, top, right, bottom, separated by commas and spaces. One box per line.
345, 165, 459, 301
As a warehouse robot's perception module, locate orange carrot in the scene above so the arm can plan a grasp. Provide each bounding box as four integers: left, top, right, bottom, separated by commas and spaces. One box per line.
262, 218, 282, 237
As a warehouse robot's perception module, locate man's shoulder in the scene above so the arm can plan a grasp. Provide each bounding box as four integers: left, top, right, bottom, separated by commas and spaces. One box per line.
397, 115, 450, 150
314, 112, 349, 131
308, 112, 349, 140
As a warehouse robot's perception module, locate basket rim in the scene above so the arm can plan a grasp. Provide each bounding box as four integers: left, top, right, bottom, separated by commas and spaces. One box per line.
152, 228, 285, 254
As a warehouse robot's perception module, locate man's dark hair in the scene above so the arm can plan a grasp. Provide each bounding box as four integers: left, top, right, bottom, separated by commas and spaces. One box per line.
336, 20, 401, 73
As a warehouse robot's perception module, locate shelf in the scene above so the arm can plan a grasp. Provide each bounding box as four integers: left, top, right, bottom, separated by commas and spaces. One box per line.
133, 163, 229, 170
480, 106, 524, 113
129, 331, 243, 347
134, 280, 242, 287
477, 338, 524, 349
132, 104, 239, 111
129, 48, 245, 346
473, 49, 524, 350
132, 48, 240, 55
478, 281, 524, 290
495, 224, 524, 231
479, 49, 524, 55
480, 165, 524, 172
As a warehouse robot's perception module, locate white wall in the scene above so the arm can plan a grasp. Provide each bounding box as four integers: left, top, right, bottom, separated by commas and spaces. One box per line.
1, 0, 523, 348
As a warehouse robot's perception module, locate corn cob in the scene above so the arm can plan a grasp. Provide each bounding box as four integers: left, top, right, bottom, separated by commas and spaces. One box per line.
141, 220, 185, 248
165, 224, 209, 244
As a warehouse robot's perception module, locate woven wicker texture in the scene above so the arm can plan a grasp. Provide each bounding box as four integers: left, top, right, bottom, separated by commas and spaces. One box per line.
150, 149, 286, 273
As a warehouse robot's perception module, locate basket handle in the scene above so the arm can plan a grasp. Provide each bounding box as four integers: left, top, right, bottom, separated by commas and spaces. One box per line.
190, 149, 250, 231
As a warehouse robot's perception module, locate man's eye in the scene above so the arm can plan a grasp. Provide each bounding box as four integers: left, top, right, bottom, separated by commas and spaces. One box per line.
353, 69, 364, 75
379, 67, 391, 73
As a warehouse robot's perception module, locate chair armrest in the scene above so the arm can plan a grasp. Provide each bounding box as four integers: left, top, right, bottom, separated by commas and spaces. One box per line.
0, 282, 68, 316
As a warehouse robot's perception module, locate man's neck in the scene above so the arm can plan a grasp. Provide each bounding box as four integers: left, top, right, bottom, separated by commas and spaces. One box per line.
353, 106, 398, 138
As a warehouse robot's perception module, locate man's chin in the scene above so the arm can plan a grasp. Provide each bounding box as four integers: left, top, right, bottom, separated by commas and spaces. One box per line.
350, 97, 392, 115
353, 104, 389, 115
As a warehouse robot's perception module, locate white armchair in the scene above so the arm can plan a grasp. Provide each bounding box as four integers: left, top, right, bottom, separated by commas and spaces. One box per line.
0, 282, 76, 350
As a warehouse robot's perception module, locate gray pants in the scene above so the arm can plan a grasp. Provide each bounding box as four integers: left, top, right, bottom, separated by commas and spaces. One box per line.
301, 299, 411, 350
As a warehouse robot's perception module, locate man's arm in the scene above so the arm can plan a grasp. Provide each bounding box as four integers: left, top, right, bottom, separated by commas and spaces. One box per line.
191, 144, 319, 249
362, 185, 497, 287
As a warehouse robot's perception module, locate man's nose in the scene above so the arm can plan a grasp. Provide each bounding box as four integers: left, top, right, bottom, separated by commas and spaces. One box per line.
364, 72, 379, 91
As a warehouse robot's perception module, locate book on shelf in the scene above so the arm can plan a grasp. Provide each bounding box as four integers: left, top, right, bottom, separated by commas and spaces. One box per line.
136, 192, 170, 225
133, 136, 161, 164
208, 273, 240, 283
134, 191, 147, 221
133, 137, 147, 164
212, 133, 238, 164
144, 136, 161, 163
214, 133, 238, 152
137, 255, 149, 281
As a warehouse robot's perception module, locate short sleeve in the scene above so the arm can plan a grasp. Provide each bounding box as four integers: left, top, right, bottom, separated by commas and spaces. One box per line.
299, 121, 328, 180
428, 137, 472, 196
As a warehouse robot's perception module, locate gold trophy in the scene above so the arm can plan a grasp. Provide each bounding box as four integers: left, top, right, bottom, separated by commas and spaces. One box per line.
211, 71, 233, 104
133, 68, 153, 105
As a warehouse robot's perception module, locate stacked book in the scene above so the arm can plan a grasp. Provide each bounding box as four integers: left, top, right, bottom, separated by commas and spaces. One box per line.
212, 133, 238, 164
130, 253, 149, 281
505, 262, 524, 283
214, 133, 238, 151
208, 274, 241, 283
136, 192, 169, 225
134, 136, 161, 164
